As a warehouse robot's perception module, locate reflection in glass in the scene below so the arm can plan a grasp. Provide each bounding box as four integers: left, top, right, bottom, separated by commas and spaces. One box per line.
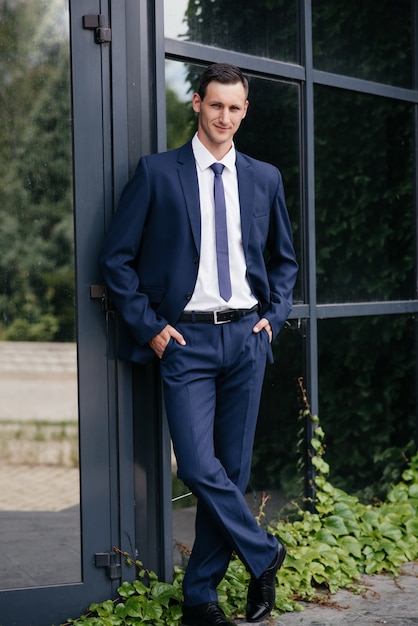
252, 324, 304, 497
312, 0, 412, 88
318, 316, 415, 497
236, 75, 302, 304
166, 60, 304, 559
164, 0, 300, 64
0, 0, 80, 588
315, 86, 414, 304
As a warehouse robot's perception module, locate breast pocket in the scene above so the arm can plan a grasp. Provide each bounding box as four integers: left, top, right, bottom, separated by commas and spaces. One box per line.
252, 212, 270, 244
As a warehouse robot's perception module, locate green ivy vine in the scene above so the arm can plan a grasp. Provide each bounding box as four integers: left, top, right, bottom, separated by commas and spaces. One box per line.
61, 386, 418, 625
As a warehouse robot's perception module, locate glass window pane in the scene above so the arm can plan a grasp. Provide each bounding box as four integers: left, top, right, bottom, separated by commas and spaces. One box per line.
251, 324, 304, 500
312, 0, 413, 88
318, 316, 416, 496
164, 0, 300, 64
165, 59, 303, 304
315, 86, 414, 304
0, 0, 80, 588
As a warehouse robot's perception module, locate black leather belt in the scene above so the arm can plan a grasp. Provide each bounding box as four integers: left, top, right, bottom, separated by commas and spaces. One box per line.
179, 305, 258, 324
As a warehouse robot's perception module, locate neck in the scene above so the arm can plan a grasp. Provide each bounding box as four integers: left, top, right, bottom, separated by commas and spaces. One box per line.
196, 132, 232, 161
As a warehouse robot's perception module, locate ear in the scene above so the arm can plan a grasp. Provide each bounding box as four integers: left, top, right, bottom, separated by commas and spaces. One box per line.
242, 100, 249, 119
192, 93, 201, 113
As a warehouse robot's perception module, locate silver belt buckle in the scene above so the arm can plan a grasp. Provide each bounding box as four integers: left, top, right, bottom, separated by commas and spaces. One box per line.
213, 310, 229, 324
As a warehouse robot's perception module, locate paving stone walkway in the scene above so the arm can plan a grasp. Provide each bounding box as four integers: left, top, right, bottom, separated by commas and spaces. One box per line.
270, 560, 418, 625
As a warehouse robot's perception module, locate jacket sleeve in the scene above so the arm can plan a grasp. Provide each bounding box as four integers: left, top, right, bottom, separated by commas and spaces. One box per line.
263, 168, 298, 339
98, 157, 168, 347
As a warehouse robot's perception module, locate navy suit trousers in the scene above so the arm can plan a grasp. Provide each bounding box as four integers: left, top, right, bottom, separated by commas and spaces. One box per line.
159, 311, 278, 606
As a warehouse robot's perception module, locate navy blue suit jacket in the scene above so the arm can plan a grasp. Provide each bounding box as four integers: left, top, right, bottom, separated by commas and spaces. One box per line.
99, 141, 298, 365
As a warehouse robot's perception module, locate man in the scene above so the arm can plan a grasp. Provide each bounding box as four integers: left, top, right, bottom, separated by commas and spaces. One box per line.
100, 63, 298, 626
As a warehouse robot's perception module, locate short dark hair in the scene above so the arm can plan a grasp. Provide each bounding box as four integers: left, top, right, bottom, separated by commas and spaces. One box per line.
198, 63, 249, 100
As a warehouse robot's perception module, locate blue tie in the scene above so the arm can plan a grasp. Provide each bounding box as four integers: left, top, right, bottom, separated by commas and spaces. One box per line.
211, 163, 232, 302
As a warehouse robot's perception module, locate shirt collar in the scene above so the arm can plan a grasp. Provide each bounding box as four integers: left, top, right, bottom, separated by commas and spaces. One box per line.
192, 132, 236, 173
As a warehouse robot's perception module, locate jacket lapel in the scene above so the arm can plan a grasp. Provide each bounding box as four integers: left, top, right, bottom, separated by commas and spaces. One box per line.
177, 142, 201, 253
176, 145, 254, 255
236, 152, 254, 254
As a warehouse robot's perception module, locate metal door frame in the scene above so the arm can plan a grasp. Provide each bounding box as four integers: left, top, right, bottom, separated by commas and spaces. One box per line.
0, 2, 137, 624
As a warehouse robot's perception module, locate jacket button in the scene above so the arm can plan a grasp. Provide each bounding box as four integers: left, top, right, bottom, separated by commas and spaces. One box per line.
193, 256, 199, 264
186, 293, 193, 300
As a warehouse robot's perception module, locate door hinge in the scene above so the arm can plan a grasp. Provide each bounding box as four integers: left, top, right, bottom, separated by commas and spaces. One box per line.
83, 14, 112, 44
95, 551, 121, 580
90, 284, 113, 313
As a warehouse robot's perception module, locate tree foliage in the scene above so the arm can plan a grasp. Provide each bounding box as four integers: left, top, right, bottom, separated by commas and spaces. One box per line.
0, 0, 74, 341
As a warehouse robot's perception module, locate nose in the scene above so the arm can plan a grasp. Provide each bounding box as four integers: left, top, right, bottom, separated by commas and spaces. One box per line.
219, 107, 230, 125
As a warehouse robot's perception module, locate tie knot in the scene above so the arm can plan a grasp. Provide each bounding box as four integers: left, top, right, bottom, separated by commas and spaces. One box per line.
211, 162, 224, 176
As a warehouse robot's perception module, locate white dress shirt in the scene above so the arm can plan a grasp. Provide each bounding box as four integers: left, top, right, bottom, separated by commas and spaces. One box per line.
184, 133, 258, 312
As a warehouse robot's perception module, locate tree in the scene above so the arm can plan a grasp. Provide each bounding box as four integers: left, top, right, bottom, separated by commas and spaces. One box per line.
0, 0, 74, 341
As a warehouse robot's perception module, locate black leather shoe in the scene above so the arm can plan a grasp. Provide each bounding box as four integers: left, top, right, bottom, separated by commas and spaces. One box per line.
182, 602, 237, 626
246, 541, 287, 623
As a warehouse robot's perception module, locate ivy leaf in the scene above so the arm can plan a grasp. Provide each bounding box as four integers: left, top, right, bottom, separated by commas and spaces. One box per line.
117, 581, 135, 598
169, 604, 184, 621
333, 502, 358, 521
314, 528, 339, 546
312, 456, 330, 475
324, 515, 348, 536
132, 579, 148, 595
408, 484, 418, 498
114, 603, 127, 618
339, 535, 362, 558
310, 561, 327, 585
124, 596, 144, 618
380, 523, 402, 542
142, 602, 163, 621
285, 553, 307, 573
405, 518, 418, 536
151, 582, 181, 606
93, 601, 115, 617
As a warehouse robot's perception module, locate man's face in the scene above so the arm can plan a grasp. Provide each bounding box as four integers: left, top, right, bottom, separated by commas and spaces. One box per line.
192, 80, 249, 157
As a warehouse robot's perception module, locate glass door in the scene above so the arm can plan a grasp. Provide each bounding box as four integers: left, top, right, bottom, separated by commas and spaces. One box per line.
0, 0, 80, 591
0, 1, 134, 624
